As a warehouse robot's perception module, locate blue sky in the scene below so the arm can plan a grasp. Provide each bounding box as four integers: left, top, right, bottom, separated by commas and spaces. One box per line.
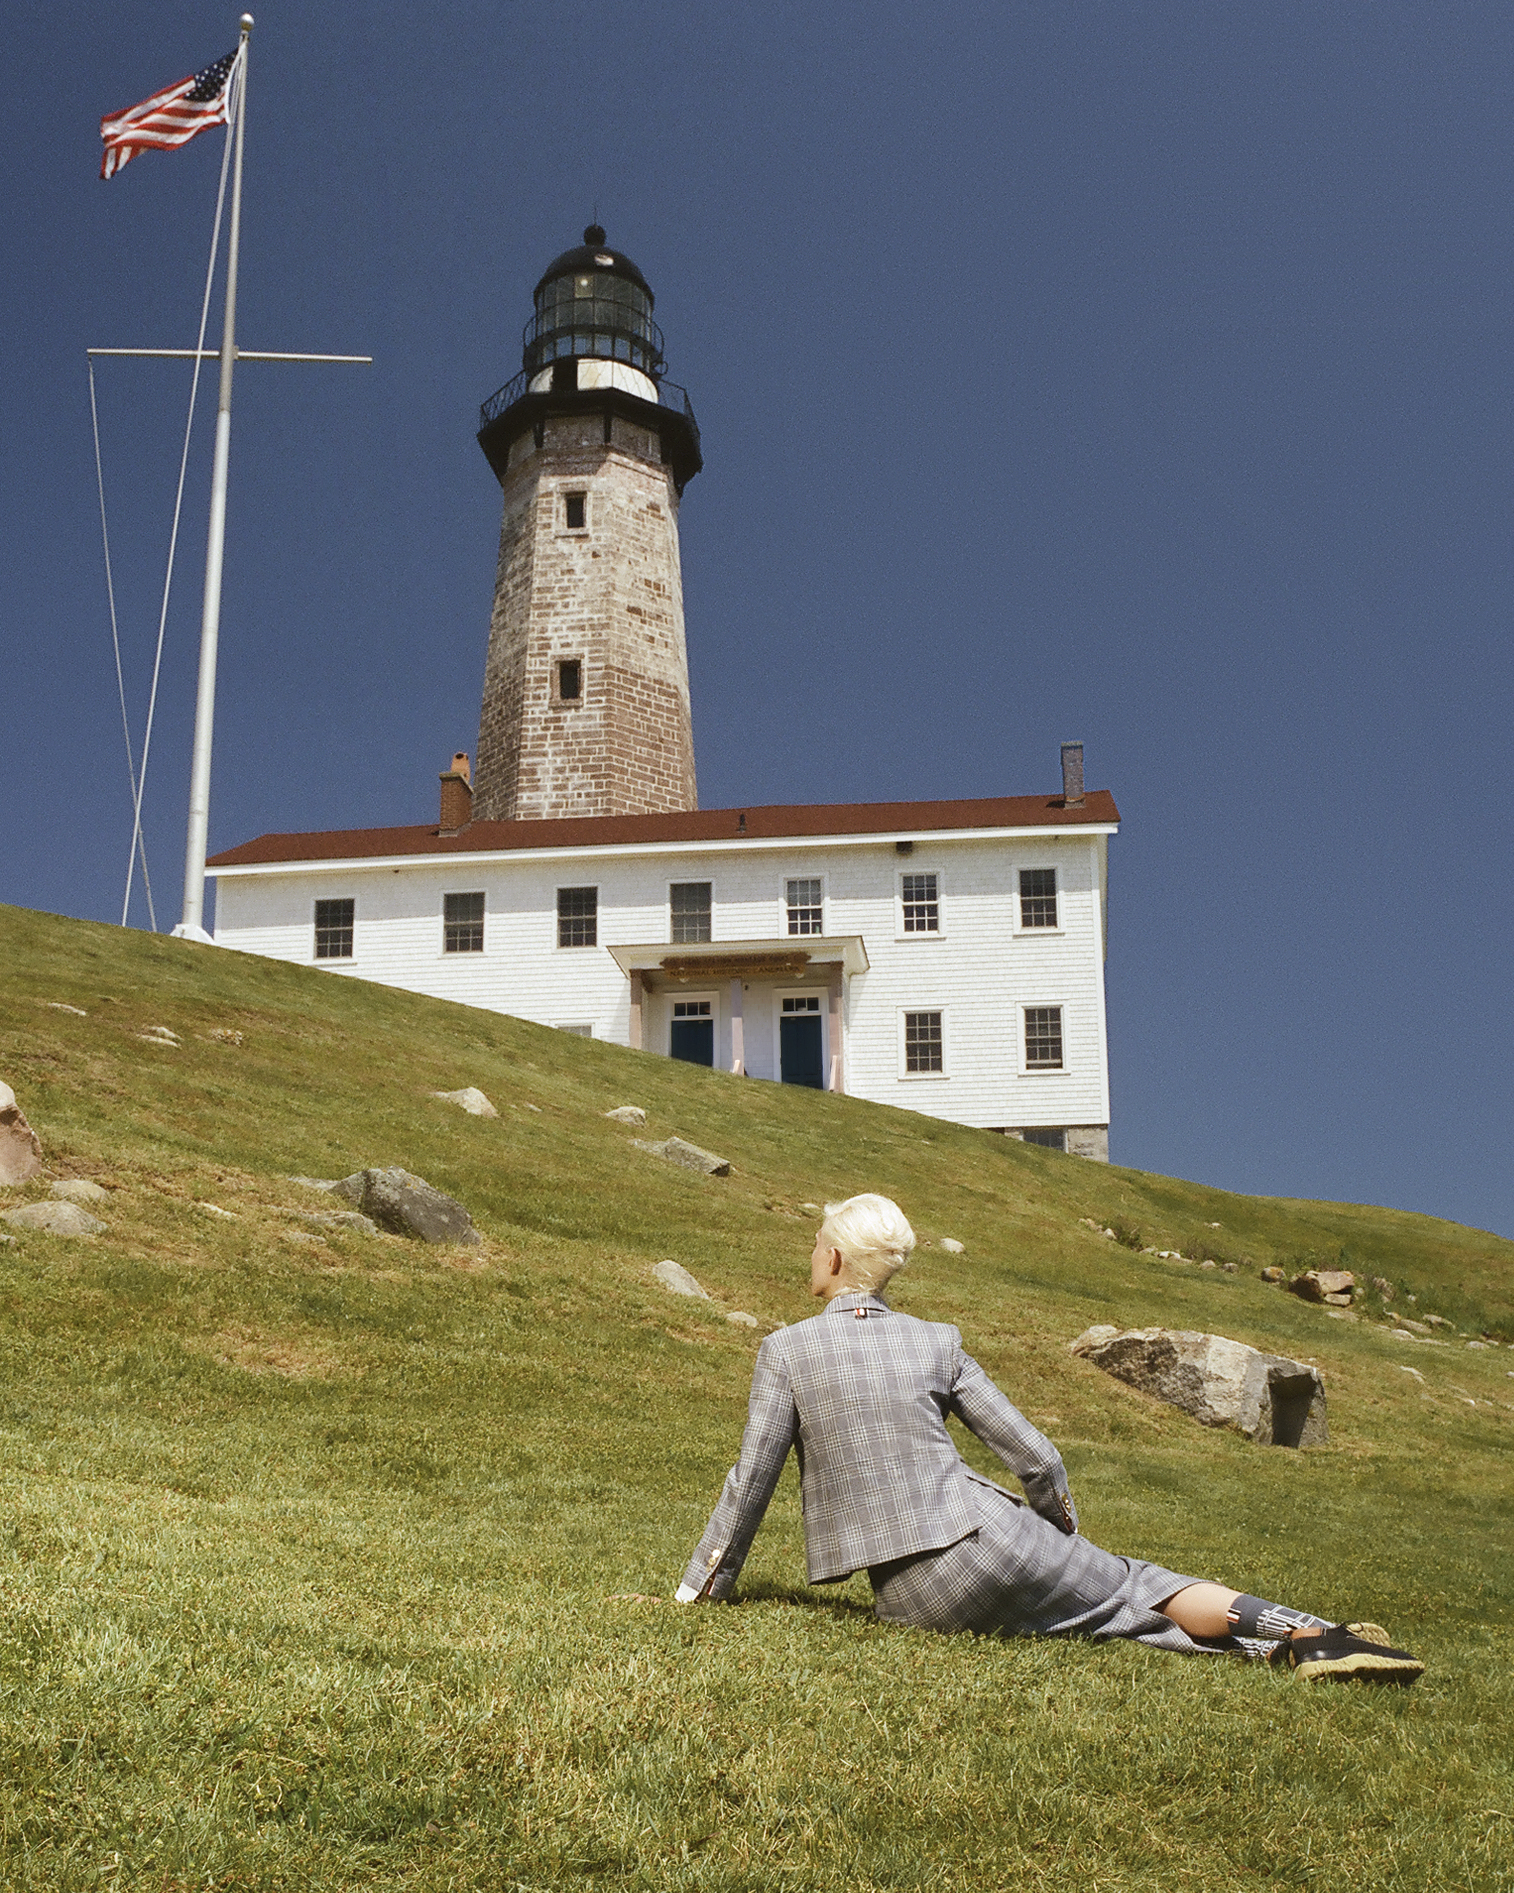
3, 2, 1511, 1236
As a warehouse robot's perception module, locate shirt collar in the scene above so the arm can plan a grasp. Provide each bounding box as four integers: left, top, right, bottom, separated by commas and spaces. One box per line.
824, 1291, 891, 1317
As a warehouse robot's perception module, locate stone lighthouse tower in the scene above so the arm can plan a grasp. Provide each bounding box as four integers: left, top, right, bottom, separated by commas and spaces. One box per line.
471, 226, 703, 822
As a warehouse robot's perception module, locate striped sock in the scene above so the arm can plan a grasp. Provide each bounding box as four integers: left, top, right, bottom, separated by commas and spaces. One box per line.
1227, 1595, 1330, 1641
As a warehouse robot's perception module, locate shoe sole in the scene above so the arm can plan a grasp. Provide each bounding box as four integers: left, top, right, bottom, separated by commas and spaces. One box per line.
1294, 1649, 1424, 1684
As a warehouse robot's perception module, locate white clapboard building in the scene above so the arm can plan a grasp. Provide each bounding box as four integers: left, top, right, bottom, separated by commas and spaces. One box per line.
206, 228, 1119, 1157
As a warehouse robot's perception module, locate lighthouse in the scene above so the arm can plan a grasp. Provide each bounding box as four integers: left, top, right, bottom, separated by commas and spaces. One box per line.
471, 226, 703, 823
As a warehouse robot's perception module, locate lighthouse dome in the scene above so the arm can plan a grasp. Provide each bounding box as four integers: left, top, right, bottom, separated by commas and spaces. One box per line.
523, 225, 665, 381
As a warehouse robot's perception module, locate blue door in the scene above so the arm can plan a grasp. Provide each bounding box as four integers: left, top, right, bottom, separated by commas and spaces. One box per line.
779, 996, 824, 1088
670, 999, 714, 1066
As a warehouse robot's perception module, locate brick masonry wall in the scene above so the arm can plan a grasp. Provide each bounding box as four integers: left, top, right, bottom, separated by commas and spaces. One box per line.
473, 412, 698, 821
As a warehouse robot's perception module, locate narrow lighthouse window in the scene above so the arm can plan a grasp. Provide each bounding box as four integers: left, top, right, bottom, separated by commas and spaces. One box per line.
564, 491, 586, 530
556, 658, 582, 703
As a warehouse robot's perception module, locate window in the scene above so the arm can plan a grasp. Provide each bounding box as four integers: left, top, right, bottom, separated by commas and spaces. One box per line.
1022, 1126, 1067, 1152
443, 891, 484, 954
557, 886, 597, 947
314, 898, 354, 960
670, 881, 712, 943
904, 1010, 943, 1073
555, 658, 582, 703
1019, 868, 1058, 928
556, 1023, 593, 1038
785, 877, 823, 936
673, 999, 712, 1018
564, 491, 586, 530
781, 994, 820, 1013
1025, 1006, 1064, 1069
901, 871, 939, 934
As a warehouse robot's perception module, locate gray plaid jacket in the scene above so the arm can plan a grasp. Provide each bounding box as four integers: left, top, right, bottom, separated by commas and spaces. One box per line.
681, 1291, 1078, 1598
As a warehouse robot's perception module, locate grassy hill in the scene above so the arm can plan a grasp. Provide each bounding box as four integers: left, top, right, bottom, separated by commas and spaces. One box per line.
0, 899, 1510, 1892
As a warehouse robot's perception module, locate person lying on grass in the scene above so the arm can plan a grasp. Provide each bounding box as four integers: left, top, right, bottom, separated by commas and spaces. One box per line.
675, 1192, 1422, 1684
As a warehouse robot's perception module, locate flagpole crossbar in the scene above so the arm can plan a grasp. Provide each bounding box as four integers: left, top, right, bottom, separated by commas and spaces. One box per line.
89, 348, 372, 363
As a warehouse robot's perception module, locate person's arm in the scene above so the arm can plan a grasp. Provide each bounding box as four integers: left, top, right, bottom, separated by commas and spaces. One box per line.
948, 1338, 1078, 1534
678, 1337, 798, 1601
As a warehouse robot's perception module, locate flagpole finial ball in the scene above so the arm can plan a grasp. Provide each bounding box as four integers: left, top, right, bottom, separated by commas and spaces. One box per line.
240, 14, 254, 32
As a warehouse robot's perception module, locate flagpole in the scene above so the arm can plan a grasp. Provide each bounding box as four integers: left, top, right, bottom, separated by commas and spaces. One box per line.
173, 13, 252, 943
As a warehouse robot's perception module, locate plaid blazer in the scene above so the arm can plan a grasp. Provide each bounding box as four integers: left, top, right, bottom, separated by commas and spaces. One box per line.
681, 1291, 1078, 1598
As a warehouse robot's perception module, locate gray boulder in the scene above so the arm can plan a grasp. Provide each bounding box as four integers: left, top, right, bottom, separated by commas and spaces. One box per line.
432, 1087, 497, 1118
358, 1168, 481, 1244
604, 1105, 647, 1127
1071, 1325, 1328, 1448
51, 1179, 110, 1205
636, 1136, 731, 1177
303, 1210, 380, 1236
653, 1259, 710, 1299
725, 1310, 759, 1329
2, 1200, 106, 1239
0, 1083, 43, 1186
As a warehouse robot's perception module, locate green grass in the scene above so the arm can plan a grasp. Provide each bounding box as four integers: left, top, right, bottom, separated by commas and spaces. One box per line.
0, 899, 1510, 1891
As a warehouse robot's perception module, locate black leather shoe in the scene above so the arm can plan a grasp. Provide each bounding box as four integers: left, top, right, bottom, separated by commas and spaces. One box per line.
1270, 1622, 1423, 1684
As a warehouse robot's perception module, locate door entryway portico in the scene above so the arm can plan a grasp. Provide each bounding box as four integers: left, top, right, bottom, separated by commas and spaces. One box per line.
609, 936, 868, 1090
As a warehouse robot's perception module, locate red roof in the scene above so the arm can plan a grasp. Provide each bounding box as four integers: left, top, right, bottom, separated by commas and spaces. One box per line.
207, 790, 1119, 870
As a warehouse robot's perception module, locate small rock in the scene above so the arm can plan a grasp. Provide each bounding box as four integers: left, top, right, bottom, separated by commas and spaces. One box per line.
726, 1310, 759, 1329
635, 1137, 731, 1178
288, 1175, 343, 1192
360, 1169, 481, 1245
44, 1002, 87, 1016
207, 1027, 244, 1045
0, 1087, 43, 1186
1322, 1291, 1352, 1306
522, 1103, 542, 1114
1465, 1340, 1490, 1350
1260, 1266, 1285, 1283
1288, 1269, 1356, 1304
653, 1260, 710, 1299
1102, 1227, 1116, 1239
1371, 1276, 1394, 1301
282, 1230, 325, 1246
1424, 1314, 1453, 1330
939, 1237, 965, 1254
603, 1105, 647, 1127
433, 1086, 498, 1118
1200, 1259, 1217, 1270
195, 1203, 237, 1220
137, 1027, 179, 1046
1394, 1316, 1431, 1335
1325, 1308, 1358, 1321
1207, 1222, 1222, 1229
1396, 1365, 1425, 1381
1, 1201, 106, 1238
303, 1210, 380, 1236
1221, 1262, 1239, 1274
51, 1179, 110, 1205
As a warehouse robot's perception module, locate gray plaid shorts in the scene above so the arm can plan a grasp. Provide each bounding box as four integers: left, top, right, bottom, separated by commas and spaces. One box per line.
869, 1481, 1206, 1653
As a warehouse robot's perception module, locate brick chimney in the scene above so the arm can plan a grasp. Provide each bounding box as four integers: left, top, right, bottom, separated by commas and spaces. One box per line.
1060, 741, 1084, 806
439, 752, 473, 830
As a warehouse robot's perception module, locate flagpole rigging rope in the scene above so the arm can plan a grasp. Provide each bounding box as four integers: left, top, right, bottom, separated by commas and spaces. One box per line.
114, 52, 241, 930
89, 357, 157, 932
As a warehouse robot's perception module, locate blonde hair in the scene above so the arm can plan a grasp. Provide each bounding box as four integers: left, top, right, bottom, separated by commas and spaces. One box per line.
819, 1193, 916, 1293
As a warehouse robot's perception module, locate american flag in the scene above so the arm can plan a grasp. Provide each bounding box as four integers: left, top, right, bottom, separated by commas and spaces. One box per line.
100, 49, 239, 180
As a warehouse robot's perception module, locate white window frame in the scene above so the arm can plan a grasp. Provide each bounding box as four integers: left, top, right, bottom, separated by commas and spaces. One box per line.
773, 988, 829, 1085
440, 890, 486, 958
555, 883, 599, 949
667, 990, 718, 1060
896, 1004, 949, 1081
554, 1022, 594, 1038
668, 877, 716, 945
779, 871, 826, 939
1013, 864, 1064, 936
1018, 1000, 1070, 1075
313, 895, 356, 963
896, 867, 945, 941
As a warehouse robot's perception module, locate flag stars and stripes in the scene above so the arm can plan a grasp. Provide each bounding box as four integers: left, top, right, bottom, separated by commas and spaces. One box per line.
100, 48, 239, 180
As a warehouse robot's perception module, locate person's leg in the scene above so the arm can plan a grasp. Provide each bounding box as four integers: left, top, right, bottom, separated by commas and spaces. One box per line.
1159, 1583, 1327, 1642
